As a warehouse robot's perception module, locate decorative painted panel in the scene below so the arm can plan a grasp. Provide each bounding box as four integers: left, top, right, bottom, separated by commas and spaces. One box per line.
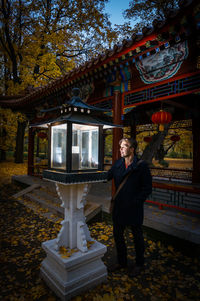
135, 41, 189, 84
104, 66, 132, 97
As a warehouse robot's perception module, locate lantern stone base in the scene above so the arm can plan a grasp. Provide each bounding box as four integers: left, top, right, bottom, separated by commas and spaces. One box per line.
41, 239, 107, 301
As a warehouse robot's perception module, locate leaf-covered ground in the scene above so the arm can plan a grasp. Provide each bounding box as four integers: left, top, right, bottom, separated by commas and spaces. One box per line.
1, 199, 200, 301
0, 160, 200, 300
0, 160, 27, 200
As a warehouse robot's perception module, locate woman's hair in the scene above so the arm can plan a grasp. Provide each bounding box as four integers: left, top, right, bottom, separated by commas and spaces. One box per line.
119, 137, 138, 151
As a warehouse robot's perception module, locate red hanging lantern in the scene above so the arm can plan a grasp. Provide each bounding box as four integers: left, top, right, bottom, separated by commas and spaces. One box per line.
37, 132, 47, 139
151, 110, 172, 131
144, 136, 152, 143
170, 134, 180, 142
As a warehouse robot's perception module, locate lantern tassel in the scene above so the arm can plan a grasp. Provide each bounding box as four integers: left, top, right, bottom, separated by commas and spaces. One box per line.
159, 124, 164, 131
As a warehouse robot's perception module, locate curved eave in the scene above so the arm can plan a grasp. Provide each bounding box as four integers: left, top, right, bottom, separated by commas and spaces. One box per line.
30, 112, 122, 129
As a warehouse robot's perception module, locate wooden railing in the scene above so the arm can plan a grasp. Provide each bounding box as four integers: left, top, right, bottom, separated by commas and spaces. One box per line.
148, 180, 200, 215
146, 199, 200, 214
151, 167, 192, 182
104, 164, 193, 182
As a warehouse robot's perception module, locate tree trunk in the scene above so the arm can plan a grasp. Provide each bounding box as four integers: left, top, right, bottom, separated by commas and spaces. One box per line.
15, 121, 27, 163
36, 134, 40, 157
0, 127, 7, 161
1, 0, 21, 84
141, 124, 171, 165
0, 150, 6, 162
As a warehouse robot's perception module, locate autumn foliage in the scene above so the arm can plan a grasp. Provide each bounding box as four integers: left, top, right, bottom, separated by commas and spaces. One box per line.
0, 0, 117, 95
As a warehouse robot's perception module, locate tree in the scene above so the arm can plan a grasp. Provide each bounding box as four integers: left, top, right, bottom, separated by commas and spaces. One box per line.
109, 0, 180, 46
15, 119, 27, 163
123, 0, 179, 32
136, 121, 193, 167
0, 0, 116, 95
0, 107, 26, 162
0, 0, 118, 163
139, 124, 171, 165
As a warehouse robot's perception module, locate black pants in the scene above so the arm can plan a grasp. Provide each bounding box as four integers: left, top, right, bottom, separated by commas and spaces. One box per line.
113, 222, 145, 267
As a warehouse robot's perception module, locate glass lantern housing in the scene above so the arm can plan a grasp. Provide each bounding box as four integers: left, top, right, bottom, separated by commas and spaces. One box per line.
51, 123, 67, 169
49, 121, 102, 173
71, 123, 99, 170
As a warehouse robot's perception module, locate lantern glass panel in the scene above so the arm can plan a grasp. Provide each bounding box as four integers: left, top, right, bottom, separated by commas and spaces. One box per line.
72, 123, 99, 170
51, 123, 67, 169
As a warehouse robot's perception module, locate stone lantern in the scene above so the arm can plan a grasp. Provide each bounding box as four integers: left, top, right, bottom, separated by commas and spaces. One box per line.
40, 88, 117, 300
43, 87, 110, 183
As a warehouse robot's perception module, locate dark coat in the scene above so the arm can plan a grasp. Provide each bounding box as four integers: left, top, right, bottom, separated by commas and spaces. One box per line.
107, 156, 152, 225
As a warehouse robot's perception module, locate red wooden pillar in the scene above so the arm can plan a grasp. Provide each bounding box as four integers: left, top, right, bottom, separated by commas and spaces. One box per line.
28, 127, 35, 176
111, 90, 123, 195
192, 117, 200, 183
112, 90, 123, 163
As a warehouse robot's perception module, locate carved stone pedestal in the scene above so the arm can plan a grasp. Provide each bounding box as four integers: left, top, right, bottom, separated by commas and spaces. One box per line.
41, 239, 107, 300
40, 182, 107, 300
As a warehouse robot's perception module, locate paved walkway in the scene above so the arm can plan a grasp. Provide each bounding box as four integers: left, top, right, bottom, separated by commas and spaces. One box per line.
88, 180, 200, 245
12, 175, 200, 245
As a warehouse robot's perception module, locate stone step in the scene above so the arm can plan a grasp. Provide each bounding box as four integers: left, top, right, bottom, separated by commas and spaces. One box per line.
23, 190, 102, 223
84, 202, 102, 223
12, 175, 57, 193
144, 204, 200, 244
12, 183, 41, 199
40, 182, 58, 194
24, 192, 64, 217
30, 187, 61, 205
12, 175, 103, 222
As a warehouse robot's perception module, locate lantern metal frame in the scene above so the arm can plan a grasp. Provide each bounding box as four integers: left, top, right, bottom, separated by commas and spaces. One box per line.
47, 120, 104, 174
